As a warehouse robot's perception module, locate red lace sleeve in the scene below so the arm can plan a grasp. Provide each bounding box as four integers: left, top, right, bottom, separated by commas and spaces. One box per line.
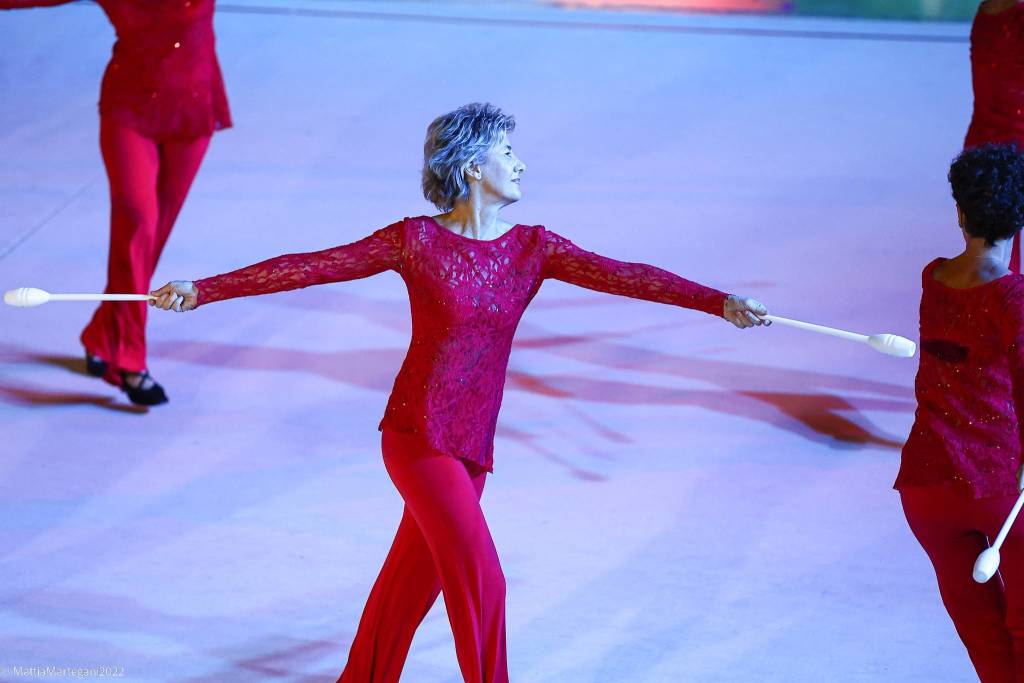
0, 0, 76, 7
195, 223, 403, 307
542, 228, 728, 316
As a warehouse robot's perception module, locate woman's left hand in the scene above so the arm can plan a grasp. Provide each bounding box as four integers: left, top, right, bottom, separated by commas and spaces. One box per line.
724, 295, 769, 329
150, 280, 198, 312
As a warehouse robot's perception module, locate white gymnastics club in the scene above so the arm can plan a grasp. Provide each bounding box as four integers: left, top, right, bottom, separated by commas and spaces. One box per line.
763, 314, 917, 358
3, 287, 153, 308
973, 487, 1024, 583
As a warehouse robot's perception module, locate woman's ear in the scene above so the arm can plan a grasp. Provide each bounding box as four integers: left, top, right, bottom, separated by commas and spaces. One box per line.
464, 162, 482, 183
956, 204, 965, 229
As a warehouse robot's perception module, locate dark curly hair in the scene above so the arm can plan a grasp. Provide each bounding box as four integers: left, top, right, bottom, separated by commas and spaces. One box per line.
949, 143, 1024, 245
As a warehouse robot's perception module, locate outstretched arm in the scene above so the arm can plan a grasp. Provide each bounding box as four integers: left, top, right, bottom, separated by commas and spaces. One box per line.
151, 223, 403, 311
542, 229, 767, 327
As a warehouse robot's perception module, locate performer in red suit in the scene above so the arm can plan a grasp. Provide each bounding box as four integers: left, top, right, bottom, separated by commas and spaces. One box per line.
151, 103, 769, 683
965, 0, 1024, 272
897, 144, 1024, 683
1, 0, 232, 404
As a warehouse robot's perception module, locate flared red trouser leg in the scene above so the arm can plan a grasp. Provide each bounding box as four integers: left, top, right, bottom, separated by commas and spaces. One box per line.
902, 486, 1024, 682
339, 430, 508, 683
81, 118, 210, 378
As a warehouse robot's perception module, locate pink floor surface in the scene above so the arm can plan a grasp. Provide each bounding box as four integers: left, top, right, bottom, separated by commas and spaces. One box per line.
0, 2, 979, 681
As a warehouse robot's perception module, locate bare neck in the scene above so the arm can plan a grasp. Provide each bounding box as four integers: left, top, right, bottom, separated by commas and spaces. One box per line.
434, 199, 513, 240
934, 237, 1012, 288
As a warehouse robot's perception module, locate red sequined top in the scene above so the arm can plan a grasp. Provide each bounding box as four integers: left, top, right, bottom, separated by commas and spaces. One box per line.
965, 2, 1024, 149
895, 259, 1024, 499
195, 216, 729, 470
1, 0, 232, 140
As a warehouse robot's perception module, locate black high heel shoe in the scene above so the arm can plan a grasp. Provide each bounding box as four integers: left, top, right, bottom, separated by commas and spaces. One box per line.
85, 353, 108, 378
119, 370, 169, 406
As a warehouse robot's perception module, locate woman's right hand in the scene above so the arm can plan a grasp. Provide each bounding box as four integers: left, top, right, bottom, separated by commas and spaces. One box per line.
723, 295, 769, 329
150, 281, 198, 312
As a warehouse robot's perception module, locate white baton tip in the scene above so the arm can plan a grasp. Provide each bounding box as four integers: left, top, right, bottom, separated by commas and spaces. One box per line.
868, 334, 917, 358
3, 287, 50, 307
973, 547, 1000, 583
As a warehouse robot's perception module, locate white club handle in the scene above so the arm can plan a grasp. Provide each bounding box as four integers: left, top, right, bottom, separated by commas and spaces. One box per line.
51, 293, 153, 302
973, 487, 1024, 583
4, 287, 153, 308
992, 487, 1024, 552
763, 314, 916, 358
764, 314, 868, 344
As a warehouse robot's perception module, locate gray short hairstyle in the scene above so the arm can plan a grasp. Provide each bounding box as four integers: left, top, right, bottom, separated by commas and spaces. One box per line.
422, 103, 516, 212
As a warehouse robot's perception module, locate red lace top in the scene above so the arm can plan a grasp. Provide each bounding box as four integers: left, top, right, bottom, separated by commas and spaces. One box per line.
965, 3, 1024, 149
895, 259, 1024, 499
194, 216, 729, 471
1, 0, 232, 140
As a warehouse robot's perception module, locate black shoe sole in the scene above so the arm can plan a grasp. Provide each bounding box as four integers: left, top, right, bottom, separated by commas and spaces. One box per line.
120, 372, 169, 406
122, 385, 169, 406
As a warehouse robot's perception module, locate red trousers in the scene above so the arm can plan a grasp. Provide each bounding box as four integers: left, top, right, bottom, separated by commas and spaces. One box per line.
339, 430, 508, 683
80, 118, 210, 377
902, 486, 1024, 682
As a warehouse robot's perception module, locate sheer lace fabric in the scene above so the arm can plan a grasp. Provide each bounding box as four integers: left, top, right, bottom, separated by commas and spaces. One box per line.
196, 216, 728, 470
896, 259, 1024, 499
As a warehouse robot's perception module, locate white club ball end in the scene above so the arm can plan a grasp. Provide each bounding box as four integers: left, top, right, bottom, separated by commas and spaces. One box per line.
973, 547, 1000, 583
868, 334, 917, 358
3, 287, 51, 307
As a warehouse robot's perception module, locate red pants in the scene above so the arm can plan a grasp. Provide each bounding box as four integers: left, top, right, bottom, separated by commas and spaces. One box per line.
339, 430, 508, 683
80, 118, 210, 377
902, 486, 1024, 682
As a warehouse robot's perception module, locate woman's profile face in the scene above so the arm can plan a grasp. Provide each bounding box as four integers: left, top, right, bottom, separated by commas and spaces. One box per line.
474, 131, 526, 205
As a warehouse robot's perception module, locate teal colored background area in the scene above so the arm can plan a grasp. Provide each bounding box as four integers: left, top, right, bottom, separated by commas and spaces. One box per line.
789, 0, 978, 21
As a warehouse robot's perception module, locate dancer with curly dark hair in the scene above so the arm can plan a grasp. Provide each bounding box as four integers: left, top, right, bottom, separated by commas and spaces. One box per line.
896, 143, 1024, 682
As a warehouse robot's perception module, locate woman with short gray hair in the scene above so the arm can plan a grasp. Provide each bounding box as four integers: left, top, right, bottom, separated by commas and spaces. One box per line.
151, 102, 768, 683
